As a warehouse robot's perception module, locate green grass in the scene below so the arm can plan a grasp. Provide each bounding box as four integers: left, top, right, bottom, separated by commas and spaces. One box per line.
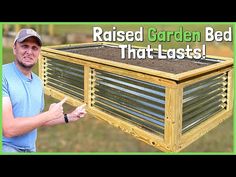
2, 23, 234, 153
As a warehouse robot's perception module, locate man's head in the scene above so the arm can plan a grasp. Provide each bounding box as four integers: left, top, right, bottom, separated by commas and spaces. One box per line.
14, 28, 42, 47
13, 29, 42, 70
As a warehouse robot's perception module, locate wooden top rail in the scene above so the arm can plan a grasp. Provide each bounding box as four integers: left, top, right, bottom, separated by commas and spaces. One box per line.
41, 42, 233, 82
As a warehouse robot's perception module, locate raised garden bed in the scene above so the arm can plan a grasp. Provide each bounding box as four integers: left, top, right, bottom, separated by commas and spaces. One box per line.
39, 42, 233, 152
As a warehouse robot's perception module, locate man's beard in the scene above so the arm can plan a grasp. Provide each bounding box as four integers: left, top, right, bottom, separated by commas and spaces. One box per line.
16, 59, 35, 70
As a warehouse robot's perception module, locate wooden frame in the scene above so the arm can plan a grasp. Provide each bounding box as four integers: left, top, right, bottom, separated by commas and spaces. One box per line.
39, 42, 233, 152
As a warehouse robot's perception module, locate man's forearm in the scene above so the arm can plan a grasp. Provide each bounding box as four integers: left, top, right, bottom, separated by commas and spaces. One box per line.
3, 111, 52, 138
42, 114, 67, 126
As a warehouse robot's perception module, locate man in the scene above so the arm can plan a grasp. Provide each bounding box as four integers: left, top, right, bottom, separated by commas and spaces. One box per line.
2, 28, 86, 152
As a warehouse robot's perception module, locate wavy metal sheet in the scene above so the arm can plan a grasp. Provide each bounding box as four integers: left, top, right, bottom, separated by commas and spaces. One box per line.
182, 73, 228, 133
93, 69, 165, 135
45, 58, 84, 100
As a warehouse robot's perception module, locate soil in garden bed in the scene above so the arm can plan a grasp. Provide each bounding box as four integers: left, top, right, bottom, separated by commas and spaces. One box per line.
62, 45, 218, 74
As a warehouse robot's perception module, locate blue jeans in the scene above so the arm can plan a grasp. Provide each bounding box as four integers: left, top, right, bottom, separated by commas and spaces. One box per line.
2, 143, 36, 153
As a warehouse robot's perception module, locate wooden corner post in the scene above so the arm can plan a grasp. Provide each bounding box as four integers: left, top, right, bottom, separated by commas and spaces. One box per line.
164, 85, 183, 152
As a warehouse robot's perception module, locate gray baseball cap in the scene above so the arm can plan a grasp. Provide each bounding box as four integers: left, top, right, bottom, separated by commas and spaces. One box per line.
14, 28, 42, 46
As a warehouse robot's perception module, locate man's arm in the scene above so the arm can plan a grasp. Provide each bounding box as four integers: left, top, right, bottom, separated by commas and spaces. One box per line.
2, 97, 65, 138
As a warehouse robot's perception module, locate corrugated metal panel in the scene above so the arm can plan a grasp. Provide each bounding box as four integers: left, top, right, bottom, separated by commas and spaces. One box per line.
93, 69, 165, 135
45, 58, 84, 100
183, 73, 228, 133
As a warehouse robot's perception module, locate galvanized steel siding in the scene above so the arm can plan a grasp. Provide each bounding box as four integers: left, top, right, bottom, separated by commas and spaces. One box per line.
93, 69, 165, 135
45, 58, 84, 100
183, 73, 228, 133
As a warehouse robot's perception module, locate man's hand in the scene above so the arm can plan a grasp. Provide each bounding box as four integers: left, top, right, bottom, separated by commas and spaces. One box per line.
47, 97, 67, 120
67, 103, 87, 122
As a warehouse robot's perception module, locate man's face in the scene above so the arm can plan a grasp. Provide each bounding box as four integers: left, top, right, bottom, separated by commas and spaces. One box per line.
13, 37, 41, 69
